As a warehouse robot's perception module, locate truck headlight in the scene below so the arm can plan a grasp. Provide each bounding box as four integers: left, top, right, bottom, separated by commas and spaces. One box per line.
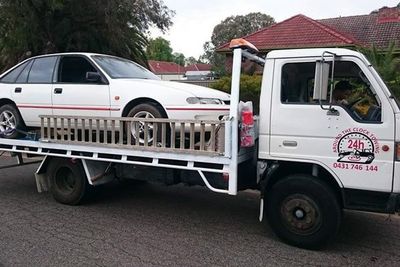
186, 97, 224, 105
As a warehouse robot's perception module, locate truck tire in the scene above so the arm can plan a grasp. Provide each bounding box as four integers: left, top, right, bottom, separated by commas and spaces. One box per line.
266, 174, 341, 249
48, 158, 89, 205
0, 104, 25, 139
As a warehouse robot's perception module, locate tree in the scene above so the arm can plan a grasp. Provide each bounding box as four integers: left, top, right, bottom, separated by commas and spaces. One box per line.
185, 56, 199, 66
360, 42, 400, 98
211, 12, 275, 47
0, 0, 174, 71
146, 37, 174, 62
173, 52, 185, 66
202, 12, 275, 74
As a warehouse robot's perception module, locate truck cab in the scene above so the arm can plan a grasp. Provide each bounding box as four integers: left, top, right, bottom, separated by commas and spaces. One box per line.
253, 46, 400, 248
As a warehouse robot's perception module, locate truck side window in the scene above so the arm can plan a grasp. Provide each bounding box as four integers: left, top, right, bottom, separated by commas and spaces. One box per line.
281, 61, 381, 123
281, 63, 316, 103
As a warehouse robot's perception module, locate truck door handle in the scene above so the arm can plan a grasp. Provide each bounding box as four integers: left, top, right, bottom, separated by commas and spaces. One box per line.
14, 87, 22, 93
54, 88, 63, 94
283, 141, 297, 147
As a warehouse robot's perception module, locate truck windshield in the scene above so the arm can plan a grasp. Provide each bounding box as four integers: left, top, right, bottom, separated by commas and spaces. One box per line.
92, 55, 160, 80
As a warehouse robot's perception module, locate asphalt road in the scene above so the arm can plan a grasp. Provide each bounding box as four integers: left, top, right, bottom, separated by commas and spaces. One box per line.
0, 157, 400, 266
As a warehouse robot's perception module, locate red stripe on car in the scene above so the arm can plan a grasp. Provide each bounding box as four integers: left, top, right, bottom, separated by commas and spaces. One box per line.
17, 105, 120, 111
166, 108, 230, 111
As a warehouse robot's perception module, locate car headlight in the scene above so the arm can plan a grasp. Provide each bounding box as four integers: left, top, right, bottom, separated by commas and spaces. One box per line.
186, 97, 224, 105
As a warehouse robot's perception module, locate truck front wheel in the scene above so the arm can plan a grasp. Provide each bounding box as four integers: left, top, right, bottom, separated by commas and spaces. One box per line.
266, 174, 341, 249
48, 158, 89, 205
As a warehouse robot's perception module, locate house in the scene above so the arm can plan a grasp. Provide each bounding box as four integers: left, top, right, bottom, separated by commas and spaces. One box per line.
148, 61, 214, 81
216, 5, 400, 71
148, 60, 185, 81
184, 63, 213, 80
319, 5, 400, 51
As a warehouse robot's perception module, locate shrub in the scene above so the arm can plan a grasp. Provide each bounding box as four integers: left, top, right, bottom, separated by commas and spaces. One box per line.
211, 74, 262, 113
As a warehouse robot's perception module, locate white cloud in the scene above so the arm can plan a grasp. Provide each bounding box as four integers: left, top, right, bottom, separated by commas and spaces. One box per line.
150, 0, 399, 58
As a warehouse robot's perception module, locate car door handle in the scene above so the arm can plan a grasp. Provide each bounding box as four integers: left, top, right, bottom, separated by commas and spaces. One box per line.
283, 141, 298, 147
14, 87, 22, 93
54, 88, 63, 94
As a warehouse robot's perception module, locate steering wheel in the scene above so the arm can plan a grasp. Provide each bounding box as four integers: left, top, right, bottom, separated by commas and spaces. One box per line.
347, 97, 363, 110
366, 105, 382, 122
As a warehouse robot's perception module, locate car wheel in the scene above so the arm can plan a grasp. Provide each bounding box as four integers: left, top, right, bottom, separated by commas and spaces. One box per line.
48, 158, 90, 205
127, 103, 166, 145
0, 104, 24, 139
266, 174, 342, 249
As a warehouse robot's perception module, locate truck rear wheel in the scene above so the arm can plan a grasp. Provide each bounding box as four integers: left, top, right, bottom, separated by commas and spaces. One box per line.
48, 158, 89, 205
266, 174, 341, 249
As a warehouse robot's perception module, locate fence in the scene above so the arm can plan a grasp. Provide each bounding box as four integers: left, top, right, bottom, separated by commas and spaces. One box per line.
40, 115, 226, 155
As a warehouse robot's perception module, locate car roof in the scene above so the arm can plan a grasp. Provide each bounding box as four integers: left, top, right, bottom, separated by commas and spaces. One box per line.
28, 52, 118, 59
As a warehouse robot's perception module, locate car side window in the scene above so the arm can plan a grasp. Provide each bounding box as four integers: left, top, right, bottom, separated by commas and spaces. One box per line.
58, 56, 98, 83
16, 60, 34, 83
28, 57, 57, 83
0, 61, 30, 83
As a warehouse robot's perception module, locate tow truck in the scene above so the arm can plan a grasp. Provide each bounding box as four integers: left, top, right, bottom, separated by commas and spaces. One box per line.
0, 38, 399, 249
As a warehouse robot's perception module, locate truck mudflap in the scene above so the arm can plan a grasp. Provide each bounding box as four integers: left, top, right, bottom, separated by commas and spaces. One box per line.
258, 162, 280, 221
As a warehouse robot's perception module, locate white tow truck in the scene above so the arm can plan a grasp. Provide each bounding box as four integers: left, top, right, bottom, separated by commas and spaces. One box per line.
0, 38, 399, 249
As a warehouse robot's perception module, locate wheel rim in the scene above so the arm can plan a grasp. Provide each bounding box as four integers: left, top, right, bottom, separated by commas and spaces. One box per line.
280, 194, 322, 236
0, 110, 16, 135
55, 167, 76, 194
131, 111, 155, 144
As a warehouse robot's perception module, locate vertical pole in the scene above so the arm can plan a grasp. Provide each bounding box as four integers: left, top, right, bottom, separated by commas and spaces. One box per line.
227, 48, 242, 195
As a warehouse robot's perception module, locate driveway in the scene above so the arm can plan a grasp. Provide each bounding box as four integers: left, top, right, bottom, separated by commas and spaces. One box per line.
0, 156, 399, 266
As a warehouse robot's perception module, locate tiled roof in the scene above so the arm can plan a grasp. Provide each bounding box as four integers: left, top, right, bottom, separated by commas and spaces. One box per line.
217, 14, 359, 52
216, 6, 400, 53
185, 63, 212, 71
318, 6, 400, 49
148, 60, 185, 74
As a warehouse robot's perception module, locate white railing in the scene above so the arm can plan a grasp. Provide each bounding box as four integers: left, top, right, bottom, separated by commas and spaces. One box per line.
40, 115, 226, 155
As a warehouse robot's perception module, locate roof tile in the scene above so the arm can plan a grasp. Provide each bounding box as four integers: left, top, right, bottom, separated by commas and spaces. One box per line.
217, 14, 359, 52
148, 60, 185, 74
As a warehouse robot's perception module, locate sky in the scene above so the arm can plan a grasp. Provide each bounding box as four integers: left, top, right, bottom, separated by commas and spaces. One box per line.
150, 0, 399, 59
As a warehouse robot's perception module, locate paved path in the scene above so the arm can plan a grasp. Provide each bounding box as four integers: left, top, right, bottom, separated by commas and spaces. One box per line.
0, 157, 399, 266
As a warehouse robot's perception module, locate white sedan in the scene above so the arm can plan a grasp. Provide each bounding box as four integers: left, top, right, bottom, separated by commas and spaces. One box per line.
0, 53, 230, 138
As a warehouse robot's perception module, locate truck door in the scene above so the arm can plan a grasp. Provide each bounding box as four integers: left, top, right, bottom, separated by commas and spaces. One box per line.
270, 57, 395, 193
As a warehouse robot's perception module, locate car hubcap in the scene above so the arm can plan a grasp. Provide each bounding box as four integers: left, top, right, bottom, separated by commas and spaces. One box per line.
0, 111, 16, 135
131, 111, 155, 145
280, 194, 321, 235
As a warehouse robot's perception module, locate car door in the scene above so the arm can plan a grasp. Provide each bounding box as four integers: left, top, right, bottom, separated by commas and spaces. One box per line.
11, 56, 57, 127
52, 55, 111, 117
269, 57, 395, 193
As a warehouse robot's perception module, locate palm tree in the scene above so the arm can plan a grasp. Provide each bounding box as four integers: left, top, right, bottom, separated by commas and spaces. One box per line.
360, 42, 400, 98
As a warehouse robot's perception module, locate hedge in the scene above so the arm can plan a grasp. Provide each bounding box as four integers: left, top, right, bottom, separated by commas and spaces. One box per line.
211, 75, 262, 114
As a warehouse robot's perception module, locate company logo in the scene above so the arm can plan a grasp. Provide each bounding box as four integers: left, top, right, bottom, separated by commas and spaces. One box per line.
332, 128, 379, 165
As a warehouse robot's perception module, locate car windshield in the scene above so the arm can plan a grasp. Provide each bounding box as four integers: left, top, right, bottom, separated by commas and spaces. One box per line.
92, 55, 159, 80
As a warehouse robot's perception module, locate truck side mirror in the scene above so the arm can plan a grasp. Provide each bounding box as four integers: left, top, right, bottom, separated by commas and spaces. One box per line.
313, 61, 330, 101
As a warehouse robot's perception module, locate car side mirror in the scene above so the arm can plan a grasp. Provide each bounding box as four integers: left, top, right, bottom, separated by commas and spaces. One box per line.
86, 72, 102, 83
313, 61, 330, 101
